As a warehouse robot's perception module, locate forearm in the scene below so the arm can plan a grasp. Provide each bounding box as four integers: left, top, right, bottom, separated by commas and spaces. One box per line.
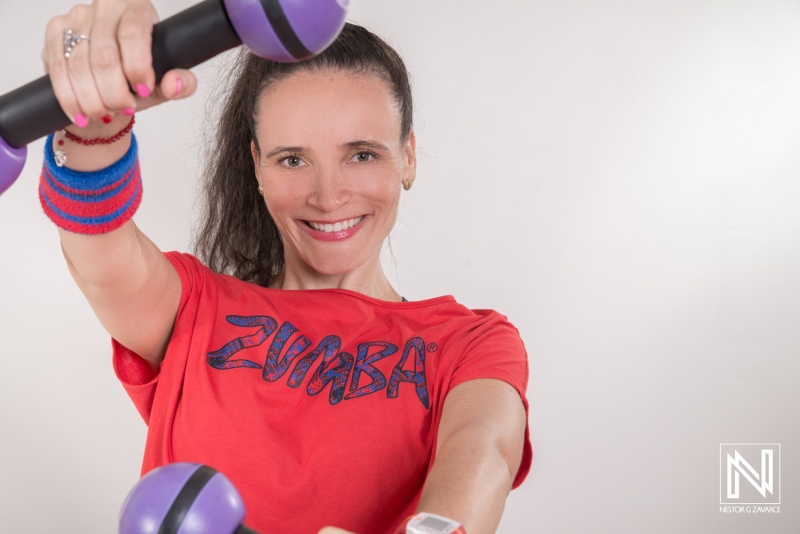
64, 225, 177, 366
48, 114, 140, 286
43, 118, 180, 364
55, 189, 179, 365
415, 428, 514, 534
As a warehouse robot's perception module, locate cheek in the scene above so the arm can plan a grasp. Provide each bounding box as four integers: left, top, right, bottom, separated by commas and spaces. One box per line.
261, 181, 305, 226
349, 165, 401, 208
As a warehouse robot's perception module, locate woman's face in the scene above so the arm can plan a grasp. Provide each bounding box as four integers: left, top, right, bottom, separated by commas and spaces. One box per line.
251, 69, 415, 279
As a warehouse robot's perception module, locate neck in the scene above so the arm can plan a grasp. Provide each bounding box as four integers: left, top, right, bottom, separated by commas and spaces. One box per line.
271, 249, 402, 302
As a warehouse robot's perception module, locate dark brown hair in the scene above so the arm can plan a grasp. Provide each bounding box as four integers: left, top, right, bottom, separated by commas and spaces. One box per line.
192, 23, 413, 287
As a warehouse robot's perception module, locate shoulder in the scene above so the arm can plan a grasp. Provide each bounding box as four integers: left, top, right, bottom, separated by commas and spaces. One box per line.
161, 251, 266, 295
435, 301, 529, 386
162, 251, 217, 279
162, 251, 206, 285
434, 300, 524, 346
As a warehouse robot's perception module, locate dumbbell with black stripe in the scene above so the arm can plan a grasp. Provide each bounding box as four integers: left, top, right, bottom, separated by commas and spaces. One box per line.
120, 462, 259, 534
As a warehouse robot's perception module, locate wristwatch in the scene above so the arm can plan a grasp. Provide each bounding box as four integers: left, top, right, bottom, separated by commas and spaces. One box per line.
404, 512, 467, 534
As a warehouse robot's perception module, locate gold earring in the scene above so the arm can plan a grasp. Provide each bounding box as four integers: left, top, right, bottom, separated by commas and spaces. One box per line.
402, 179, 413, 191
258, 185, 264, 196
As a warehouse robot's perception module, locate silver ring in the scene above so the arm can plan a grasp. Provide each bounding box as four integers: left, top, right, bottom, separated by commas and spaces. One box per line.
63, 28, 89, 58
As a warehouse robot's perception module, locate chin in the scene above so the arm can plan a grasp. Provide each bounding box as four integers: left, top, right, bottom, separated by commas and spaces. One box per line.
293, 233, 382, 277
309, 258, 364, 276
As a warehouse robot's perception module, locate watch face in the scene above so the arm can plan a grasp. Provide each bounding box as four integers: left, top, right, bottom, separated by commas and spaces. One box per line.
407, 513, 461, 534
418, 516, 452, 531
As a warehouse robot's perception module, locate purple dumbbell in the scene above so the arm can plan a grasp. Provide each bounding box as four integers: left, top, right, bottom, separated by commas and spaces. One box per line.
0, 0, 349, 195
120, 462, 259, 534
0, 135, 26, 196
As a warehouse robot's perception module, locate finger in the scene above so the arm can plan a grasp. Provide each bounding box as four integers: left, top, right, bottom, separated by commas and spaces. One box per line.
66, 26, 113, 123
131, 69, 197, 113
117, 2, 158, 99
89, 4, 138, 115
44, 13, 88, 126
161, 69, 197, 100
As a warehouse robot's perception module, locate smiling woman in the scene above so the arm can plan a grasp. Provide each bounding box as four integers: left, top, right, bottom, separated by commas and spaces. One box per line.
246, 70, 413, 295
36, 3, 531, 533
194, 28, 417, 299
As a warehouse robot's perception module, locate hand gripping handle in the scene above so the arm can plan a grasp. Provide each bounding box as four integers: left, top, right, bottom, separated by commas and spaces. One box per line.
0, 0, 241, 195
0, 0, 240, 151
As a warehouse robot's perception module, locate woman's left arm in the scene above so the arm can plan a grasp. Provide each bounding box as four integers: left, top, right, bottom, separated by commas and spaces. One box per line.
319, 378, 528, 534
413, 378, 528, 534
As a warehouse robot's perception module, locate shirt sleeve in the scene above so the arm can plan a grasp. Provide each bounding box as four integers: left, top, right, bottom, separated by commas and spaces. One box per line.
448, 311, 533, 489
111, 250, 202, 424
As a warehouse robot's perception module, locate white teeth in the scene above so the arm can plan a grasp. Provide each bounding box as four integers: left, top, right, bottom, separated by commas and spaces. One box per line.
308, 216, 364, 233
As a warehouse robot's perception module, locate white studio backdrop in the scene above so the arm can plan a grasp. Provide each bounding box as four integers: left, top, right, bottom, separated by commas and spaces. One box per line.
1, 0, 799, 532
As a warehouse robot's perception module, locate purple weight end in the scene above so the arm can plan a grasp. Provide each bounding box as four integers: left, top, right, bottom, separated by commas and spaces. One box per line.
176, 471, 246, 534
0, 133, 27, 196
223, 0, 293, 62
119, 463, 202, 534
284, 0, 349, 55
223, 0, 348, 62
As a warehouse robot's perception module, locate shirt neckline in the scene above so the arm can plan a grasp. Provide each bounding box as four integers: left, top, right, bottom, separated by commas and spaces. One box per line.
266, 286, 456, 309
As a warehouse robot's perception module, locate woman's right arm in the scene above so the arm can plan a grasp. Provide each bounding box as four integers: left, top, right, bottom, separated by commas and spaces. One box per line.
59, 221, 180, 366
43, 0, 197, 366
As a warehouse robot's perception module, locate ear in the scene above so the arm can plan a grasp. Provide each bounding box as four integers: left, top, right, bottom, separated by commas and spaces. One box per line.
402, 131, 417, 186
251, 140, 260, 181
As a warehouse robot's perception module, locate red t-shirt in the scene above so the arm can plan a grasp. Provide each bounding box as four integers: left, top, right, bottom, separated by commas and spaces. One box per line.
113, 252, 532, 534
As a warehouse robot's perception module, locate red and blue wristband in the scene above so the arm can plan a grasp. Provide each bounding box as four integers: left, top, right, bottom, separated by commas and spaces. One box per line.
39, 131, 142, 235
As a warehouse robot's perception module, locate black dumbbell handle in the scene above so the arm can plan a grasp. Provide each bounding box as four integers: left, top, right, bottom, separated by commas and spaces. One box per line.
235, 526, 260, 534
0, 0, 241, 149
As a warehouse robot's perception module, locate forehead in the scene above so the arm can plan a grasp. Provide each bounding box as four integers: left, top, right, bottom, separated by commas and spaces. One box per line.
255, 70, 401, 145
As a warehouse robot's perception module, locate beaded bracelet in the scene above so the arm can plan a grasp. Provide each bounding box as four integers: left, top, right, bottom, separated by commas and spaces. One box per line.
54, 115, 135, 167
39, 131, 142, 235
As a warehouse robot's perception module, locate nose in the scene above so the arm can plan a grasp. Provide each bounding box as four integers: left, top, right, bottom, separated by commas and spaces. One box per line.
306, 162, 350, 212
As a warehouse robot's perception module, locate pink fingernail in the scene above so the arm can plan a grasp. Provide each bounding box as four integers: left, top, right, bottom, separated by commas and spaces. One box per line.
173, 77, 183, 97
74, 114, 88, 128
135, 84, 151, 98
122, 107, 135, 116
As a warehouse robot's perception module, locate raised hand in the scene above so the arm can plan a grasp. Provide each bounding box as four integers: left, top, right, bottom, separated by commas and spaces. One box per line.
41, 0, 197, 137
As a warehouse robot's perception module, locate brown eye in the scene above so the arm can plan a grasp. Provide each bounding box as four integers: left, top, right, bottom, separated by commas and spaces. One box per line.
355, 152, 373, 162
280, 155, 304, 168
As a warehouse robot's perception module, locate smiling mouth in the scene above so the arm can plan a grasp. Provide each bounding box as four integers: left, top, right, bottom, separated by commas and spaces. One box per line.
304, 216, 365, 233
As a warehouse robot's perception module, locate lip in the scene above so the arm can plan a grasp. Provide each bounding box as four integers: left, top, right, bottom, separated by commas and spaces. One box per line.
299, 215, 368, 241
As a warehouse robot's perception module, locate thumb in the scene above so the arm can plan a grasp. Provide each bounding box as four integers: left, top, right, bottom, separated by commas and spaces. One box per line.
318, 528, 357, 534
134, 68, 197, 112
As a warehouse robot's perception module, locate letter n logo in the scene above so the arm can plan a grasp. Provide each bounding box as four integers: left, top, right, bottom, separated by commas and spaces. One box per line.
719, 444, 780, 505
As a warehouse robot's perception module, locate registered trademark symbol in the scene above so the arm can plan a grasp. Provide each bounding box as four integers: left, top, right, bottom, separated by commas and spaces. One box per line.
427, 342, 438, 352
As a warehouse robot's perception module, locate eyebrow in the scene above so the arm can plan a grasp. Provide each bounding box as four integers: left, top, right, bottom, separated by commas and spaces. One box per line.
342, 140, 391, 152
264, 146, 305, 159
264, 140, 392, 160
